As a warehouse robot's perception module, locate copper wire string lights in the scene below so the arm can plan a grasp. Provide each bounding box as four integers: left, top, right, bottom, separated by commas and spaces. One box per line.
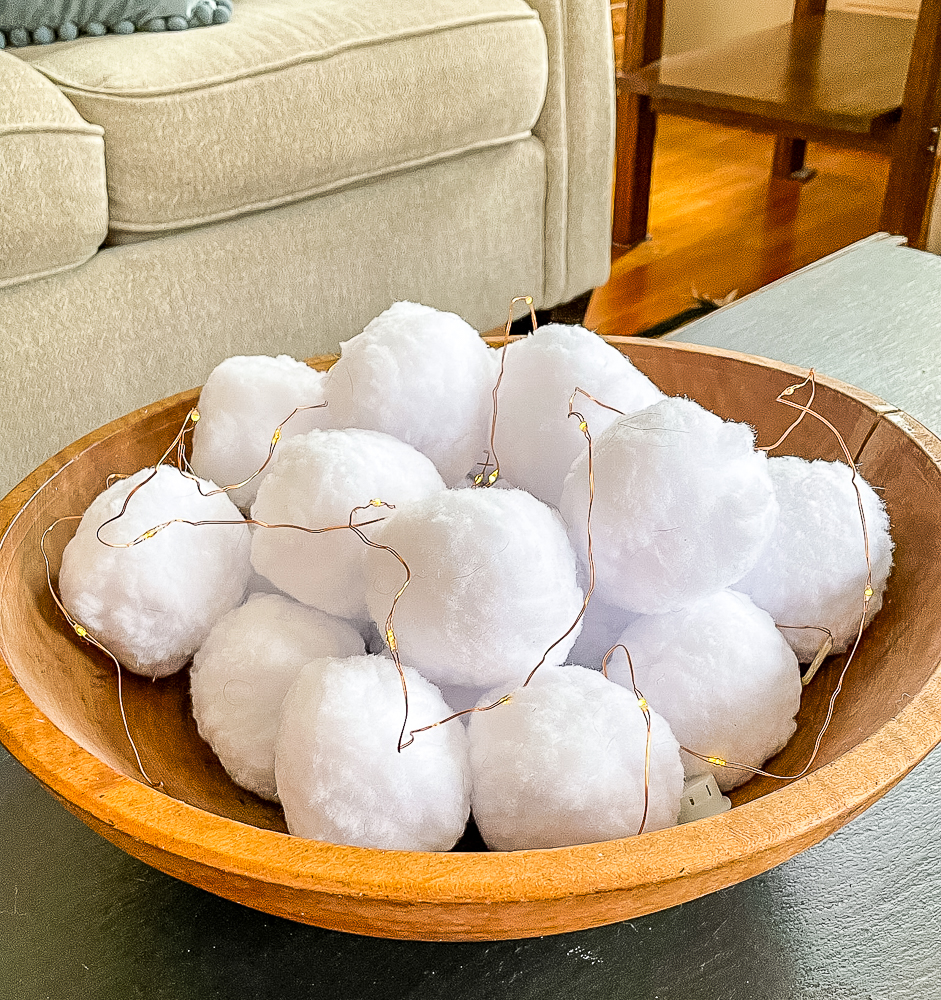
39, 303, 882, 845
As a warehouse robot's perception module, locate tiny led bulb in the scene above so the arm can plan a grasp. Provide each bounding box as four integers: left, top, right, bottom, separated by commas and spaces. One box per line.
74, 624, 87, 638
708, 756, 727, 768
271, 427, 282, 445
637, 697, 649, 711
190, 408, 200, 423
386, 629, 397, 652
865, 586, 874, 599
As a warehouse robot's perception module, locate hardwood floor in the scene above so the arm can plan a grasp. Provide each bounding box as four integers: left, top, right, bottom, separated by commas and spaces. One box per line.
584, 114, 892, 337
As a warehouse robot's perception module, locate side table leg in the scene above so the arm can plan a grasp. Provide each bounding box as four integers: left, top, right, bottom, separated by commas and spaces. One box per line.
772, 136, 817, 183
613, 89, 657, 249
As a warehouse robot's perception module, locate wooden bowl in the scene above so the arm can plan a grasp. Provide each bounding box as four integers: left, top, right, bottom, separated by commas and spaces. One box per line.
2, 339, 941, 942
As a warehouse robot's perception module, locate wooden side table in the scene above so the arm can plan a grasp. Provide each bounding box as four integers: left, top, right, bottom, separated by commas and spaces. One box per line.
610, 1, 941, 251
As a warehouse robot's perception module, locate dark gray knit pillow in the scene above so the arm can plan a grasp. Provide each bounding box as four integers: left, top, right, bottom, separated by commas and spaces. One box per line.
0, 0, 232, 46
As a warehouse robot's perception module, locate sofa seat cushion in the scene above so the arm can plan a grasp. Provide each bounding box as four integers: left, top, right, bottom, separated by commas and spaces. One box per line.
0, 50, 107, 286
13, 0, 548, 243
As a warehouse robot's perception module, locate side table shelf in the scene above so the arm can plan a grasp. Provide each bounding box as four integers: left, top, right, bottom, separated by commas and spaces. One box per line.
619, 12, 913, 149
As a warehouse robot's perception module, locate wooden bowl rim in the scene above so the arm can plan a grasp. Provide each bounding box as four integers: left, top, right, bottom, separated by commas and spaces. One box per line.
2, 339, 941, 908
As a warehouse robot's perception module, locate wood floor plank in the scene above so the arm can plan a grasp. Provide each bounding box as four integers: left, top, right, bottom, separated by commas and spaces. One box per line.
586, 115, 891, 337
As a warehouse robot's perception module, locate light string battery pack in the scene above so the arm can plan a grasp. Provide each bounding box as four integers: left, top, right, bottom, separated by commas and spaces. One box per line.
40, 297, 893, 855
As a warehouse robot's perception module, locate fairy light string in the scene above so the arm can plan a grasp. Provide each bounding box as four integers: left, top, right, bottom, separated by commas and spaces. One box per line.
46, 493, 410, 771
602, 644, 653, 836
40, 517, 159, 787
780, 624, 834, 687
679, 369, 876, 783
343, 501, 416, 753
474, 295, 537, 488
522, 388, 601, 687
95, 401, 329, 547
42, 324, 882, 819
403, 385, 609, 744
180, 402, 328, 500
42, 393, 409, 781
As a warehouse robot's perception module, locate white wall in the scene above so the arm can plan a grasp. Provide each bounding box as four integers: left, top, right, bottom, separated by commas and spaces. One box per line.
661, 0, 919, 56
829, 0, 919, 15
662, 0, 794, 55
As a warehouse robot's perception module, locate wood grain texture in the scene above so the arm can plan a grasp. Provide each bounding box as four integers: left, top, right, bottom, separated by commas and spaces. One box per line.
612, 0, 664, 248
1, 342, 940, 941
621, 13, 915, 135
592, 116, 891, 338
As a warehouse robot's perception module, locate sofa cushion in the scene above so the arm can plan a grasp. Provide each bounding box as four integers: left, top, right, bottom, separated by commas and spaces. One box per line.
0, 50, 107, 287
13, 0, 548, 244
0, 0, 231, 48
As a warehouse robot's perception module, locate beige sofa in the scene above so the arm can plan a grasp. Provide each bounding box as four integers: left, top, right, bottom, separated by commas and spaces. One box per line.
0, 0, 615, 494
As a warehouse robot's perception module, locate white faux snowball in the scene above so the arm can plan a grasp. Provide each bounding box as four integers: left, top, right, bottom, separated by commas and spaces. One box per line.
322, 301, 499, 485
468, 665, 684, 850
364, 487, 584, 689
59, 466, 251, 678
608, 590, 802, 791
250, 428, 446, 620
735, 456, 894, 661
190, 594, 365, 800
491, 324, 664, 506
275, 654, 471, 851
560, 396, 778, 614
190, 355, 331, 510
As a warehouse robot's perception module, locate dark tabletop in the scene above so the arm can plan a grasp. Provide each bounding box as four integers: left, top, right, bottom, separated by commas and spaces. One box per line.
3, 740, 939, 1000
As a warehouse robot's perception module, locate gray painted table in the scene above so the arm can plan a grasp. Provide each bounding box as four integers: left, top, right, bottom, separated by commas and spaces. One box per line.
3, 233, 940, 998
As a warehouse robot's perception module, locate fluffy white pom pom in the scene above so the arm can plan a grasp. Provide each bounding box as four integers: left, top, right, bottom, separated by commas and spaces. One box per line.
250, 428, 445, 620
322, 301, 498, 485
190, 594, 365, 800
608, 590, 802, 791
364, 488, 584, 689
559, 396, 778, 614
492, 324, 664, 506
59, 466, 251, 678
275, 654, 471, 850
468, 665, 684, 850
735, 456, 894, 661
190, 355, 331, 510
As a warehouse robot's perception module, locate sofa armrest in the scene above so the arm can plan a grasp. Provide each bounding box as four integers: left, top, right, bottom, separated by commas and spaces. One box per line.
527, 0, 615, 308
0, 51, 107, 289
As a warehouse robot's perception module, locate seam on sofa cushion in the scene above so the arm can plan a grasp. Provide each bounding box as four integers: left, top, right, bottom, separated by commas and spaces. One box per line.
107, 130, 535, 234
30, 10, 540, 96
0, 251, 99, 291
0, 122, 104, 139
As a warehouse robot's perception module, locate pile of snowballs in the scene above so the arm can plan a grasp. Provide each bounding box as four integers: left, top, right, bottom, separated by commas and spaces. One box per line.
57, 302, 894, 852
